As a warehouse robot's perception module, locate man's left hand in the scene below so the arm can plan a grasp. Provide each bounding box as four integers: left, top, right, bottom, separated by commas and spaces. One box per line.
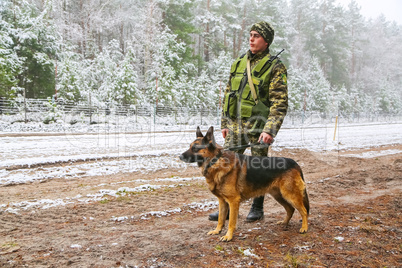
258, 132, 274, 145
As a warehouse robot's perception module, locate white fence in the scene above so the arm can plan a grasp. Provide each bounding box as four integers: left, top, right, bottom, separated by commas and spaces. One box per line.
0, 99, 401, 130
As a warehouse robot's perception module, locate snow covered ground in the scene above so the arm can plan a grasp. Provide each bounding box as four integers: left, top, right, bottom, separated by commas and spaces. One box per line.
0, 123, 402, 185
1, 122, 401, 215
1, 122, 401, 186
1, 122, 402, 164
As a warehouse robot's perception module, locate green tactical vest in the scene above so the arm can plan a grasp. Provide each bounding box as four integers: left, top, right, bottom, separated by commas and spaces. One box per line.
223, 53, 278, 119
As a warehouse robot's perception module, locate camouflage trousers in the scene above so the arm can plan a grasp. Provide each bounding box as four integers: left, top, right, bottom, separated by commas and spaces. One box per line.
223, 120, 269, 156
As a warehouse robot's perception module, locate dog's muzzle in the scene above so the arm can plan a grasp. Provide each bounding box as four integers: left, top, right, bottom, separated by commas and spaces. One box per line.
179, 153, 203, 163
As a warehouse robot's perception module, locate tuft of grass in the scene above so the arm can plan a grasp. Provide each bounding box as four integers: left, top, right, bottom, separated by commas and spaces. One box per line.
99, 199, 109, 204
215, 245, 223, 251
116, 196, 131, 202
2, 241, 19, 248
284, 252, 300, 267
1, 241, 20, 254
236, 247, 245, 255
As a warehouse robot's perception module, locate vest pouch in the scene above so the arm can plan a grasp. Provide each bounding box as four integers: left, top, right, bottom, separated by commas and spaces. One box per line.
248, 101, 269, 134
239, 76, 262, 118
231, 76, 243, 91
241, 77, 261, 100
239, 98, 254, 118
224, 75, 244, 118
240, 83, 253, 118
223, 91, 238, 118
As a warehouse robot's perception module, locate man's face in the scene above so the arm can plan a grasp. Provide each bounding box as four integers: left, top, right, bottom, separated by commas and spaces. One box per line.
249, 30, 268, 54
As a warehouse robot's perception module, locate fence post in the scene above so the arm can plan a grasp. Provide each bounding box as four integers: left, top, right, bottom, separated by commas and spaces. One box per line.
153, 103, 156, 125
333, 115, 338, 141
217, 106, 220, 125
135, 105, 137, 123
200, 106, 203, 126
23, 88, 27, 123
90, 94, 93, 124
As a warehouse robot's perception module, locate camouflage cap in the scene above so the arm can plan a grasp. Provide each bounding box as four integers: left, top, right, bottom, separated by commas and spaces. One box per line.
250, 21, 275, 46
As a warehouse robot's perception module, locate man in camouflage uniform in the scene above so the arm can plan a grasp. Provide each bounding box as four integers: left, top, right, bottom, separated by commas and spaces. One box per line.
209, 21, 288, 222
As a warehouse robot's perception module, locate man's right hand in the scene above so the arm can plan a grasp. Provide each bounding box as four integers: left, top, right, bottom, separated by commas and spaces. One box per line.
222, 128, 229, 138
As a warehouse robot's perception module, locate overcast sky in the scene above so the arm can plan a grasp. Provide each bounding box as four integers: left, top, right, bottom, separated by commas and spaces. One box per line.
335, 0, 402, 25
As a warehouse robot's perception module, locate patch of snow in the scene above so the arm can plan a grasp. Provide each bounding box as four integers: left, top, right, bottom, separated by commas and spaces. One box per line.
109, 200, 218, 222
241, 248, 259, 258
342, 149, 402, 158
111, 216, 129, 222
0, 181, 201, 213
334, 236, 345, 242
186, 200, 218, 211
140, 208, 182, 220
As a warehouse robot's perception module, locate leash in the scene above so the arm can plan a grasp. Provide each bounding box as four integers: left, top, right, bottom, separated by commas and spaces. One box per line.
205, 141, 270, 175
225, 140, 270, 151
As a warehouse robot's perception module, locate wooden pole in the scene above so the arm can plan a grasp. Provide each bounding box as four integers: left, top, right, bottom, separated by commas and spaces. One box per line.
333, 115, 338, 141
54, 59, 58, 100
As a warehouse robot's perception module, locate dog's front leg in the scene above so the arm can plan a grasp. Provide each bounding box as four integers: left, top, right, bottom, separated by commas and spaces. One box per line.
220, 199, 240, 242
208, 198, 228, 236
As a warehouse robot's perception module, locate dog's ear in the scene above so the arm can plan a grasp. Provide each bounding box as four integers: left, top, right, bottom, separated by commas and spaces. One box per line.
196, 126, 203, 138
204, 126, 215, 142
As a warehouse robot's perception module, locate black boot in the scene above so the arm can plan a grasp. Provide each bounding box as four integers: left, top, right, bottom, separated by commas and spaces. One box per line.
246, 196, 265, 222
208, 209, 229, 221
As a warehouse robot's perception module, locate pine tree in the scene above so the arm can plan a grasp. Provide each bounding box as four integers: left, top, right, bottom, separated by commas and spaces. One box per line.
287, 66, 308, 112
2, 0, 59, 99
0, 13, 22, 98
114, 47, 140, 105
161, 0, 199, 76
306, 57, 331, 113
345, 0, 365, 87
56, 51, 83, 102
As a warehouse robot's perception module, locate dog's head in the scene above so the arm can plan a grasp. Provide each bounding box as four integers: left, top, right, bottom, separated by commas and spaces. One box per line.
179, 126, 217, 164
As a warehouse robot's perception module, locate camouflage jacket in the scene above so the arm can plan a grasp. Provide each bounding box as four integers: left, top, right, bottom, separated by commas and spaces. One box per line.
221, 48, 288, 137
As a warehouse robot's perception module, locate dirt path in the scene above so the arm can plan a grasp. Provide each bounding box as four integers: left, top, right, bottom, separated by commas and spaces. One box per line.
0, 145, 401, 267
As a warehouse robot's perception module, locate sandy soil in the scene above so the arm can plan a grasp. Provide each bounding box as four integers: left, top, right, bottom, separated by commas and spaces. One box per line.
0, 144, 401, 267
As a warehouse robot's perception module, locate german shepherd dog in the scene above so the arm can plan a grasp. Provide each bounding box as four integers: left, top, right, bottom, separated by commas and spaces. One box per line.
179, 126, 309, 242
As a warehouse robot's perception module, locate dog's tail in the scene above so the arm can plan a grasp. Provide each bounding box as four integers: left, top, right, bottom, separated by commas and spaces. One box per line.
300, 170, 310, 215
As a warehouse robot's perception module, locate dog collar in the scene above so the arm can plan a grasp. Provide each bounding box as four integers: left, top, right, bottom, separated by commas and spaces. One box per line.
203, 151, 223, 176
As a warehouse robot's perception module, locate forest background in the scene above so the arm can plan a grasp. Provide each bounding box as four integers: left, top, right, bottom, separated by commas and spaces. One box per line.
1, 0, 401, 115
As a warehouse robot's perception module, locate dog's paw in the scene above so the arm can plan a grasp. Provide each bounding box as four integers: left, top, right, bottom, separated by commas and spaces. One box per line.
219, 235, 233, 242
299, 227, 308, 234
207, 229, 221, 235
276, 220, 289, 226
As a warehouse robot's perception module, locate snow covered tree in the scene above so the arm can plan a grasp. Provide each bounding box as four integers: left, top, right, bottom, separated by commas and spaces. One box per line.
193, 69, 212, 106
1, 0, 59, 99
207, 50, 232, 108
335, 85, 354, 114
378, 81, 401, 114
114, 47, 140, 105
0, 14, 22, 98
345, 0, 366, 87
287, 66, 308, 112
55, 51, 83, 102
91, 40, 123, 105
145, 27, 191, 106
160, 0, 199, 75
0, 0, 400, 116
174, 71, 194, 107
317, 0, 350, 87
288, 0, 319, 68
305, 57, 331, 113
